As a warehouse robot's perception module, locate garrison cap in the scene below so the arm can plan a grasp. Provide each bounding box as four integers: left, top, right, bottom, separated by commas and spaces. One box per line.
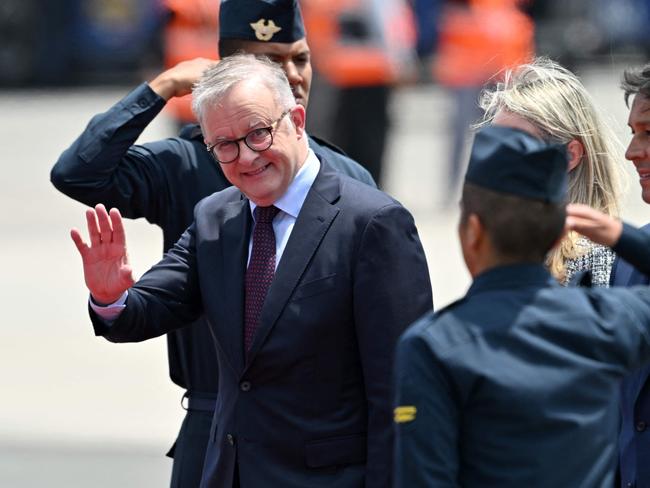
219, 0, 305, 43
465, 125, 568, 203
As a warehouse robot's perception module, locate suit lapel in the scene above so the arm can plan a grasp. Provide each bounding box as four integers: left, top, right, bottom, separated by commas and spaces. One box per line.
245, 168, 341, 366
612, 259, 636, 286
217, 197, 252, 375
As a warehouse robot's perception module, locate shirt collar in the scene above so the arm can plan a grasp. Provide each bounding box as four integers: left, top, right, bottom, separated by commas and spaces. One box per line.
249, 148, 320, 219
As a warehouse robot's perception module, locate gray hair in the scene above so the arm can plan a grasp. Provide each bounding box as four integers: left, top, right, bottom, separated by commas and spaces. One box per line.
621, 63, 650, 106
477, 57, 624, 281
192, 54, 295, 125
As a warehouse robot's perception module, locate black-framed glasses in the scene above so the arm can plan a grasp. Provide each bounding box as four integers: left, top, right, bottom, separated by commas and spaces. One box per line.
206, 109, 291, 164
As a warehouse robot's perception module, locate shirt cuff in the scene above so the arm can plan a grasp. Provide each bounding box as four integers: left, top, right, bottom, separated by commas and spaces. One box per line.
89, 291, 128, 322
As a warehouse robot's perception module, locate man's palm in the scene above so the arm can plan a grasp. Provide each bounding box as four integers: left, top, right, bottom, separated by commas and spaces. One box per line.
71, 204, 135, 304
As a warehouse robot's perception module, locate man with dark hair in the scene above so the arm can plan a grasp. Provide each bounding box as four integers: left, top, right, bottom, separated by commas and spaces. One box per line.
49, 1, 374, 487
621, 63, 650, 109
393, 125, 650, 487
460, 183, 565, 263
71, 54, 432, 487
607, 62, 650, 488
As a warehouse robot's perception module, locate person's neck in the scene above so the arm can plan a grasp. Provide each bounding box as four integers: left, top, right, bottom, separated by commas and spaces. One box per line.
469, 254, 542, 279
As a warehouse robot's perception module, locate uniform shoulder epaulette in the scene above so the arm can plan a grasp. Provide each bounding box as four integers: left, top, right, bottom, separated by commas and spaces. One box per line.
308, 134, 349, 156
409, 297, 467, 334
436, 296, 466, 316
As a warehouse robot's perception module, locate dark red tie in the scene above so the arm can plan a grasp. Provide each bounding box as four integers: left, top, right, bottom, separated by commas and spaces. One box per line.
244, 205, 280, 352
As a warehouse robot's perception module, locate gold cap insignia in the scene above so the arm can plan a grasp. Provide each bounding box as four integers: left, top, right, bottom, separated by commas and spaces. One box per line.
394, 405, 417, 424
250, 18, 282, 42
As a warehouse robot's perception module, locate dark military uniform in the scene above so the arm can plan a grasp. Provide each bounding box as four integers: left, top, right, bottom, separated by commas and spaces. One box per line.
394, 261, 650, 487
393, 126, 650, 487
50, 82, 374, 486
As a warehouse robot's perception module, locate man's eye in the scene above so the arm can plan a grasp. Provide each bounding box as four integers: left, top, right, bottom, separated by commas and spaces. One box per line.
217, 141, 235, 150
248, 129, 269, 142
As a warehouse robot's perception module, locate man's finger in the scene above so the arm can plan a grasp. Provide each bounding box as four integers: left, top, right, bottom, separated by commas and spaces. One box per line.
566, 203, 596, 219
70, 228, 89, 256
86, 209, 101, 247
119, 265, 135, 287
568, 217, 598, 231
109, 207, 126, 245
95, 203, 113, 244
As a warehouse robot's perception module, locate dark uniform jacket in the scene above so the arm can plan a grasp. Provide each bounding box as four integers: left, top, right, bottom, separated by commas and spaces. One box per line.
611, 223, 650, 488
50, 83, 376, 486
395, 260, 650, 488
89, 165, 432, 488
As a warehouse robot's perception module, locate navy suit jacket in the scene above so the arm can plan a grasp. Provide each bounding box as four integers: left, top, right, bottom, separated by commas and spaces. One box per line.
50, 82, 376, 396
91, 164, 432, 488
611, 223, 650, 488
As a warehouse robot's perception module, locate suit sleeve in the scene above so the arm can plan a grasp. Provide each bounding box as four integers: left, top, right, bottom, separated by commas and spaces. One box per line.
613, 223, 650, 276
393, 327, 459, 487
50, 83, 171, 225
352, 203, 433, 488
90, 222, 202, 342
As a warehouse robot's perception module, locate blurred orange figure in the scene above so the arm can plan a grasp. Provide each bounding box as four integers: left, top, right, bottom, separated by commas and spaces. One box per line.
433, 0, 534, 87
163, 0, 220, 125
302, 0, 416, 86
432, 0, 534, 202
302, 0, 418, 185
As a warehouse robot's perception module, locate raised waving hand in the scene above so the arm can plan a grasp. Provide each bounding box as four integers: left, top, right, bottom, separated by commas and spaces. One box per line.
70, 204, 135, 304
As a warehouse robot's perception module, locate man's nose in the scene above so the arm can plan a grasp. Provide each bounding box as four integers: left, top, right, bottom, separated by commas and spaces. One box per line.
626, 138, 645, 161
237, 140, 259, 165
283, 62, 301, 82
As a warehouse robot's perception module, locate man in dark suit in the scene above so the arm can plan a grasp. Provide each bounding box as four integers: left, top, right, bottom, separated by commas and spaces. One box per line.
607, 63, 650, 488
50, 1, 375, 486
70, 54, 432, 487
393, 125, 650, 487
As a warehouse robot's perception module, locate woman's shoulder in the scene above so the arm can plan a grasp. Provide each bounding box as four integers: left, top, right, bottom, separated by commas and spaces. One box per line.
563, 237, 616, 287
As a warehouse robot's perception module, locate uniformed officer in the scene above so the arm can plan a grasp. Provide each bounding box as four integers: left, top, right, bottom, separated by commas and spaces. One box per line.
50, 1, 374, 487
393, 125, 650, 487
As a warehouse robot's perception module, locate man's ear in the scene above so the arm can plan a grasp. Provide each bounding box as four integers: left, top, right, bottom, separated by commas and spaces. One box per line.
567, 139, 584, 171
459, 212, 488, 277
465, 213, 484, 250
290, 104, 306, 137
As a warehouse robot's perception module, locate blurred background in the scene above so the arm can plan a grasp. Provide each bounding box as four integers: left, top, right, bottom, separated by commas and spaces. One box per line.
1, 0, 649, 486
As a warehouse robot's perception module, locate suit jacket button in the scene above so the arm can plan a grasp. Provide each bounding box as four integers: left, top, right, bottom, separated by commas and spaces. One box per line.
226, 434, 235, 446
636, 420, 647, 432
240, 381, 251, 392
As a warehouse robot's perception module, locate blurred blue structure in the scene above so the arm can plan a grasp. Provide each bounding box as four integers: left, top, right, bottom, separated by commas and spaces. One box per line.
0, 0, 165, 86
72, 0, 165, 82
1, 0, 646, 87
531, 0, 650, 67
411, 0, 442, 60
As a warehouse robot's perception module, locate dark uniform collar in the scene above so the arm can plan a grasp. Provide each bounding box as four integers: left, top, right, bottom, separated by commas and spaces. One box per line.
467, 263, 558, 298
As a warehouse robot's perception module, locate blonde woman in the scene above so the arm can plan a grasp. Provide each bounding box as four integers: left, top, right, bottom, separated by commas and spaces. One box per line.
478, 57, 624, 286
